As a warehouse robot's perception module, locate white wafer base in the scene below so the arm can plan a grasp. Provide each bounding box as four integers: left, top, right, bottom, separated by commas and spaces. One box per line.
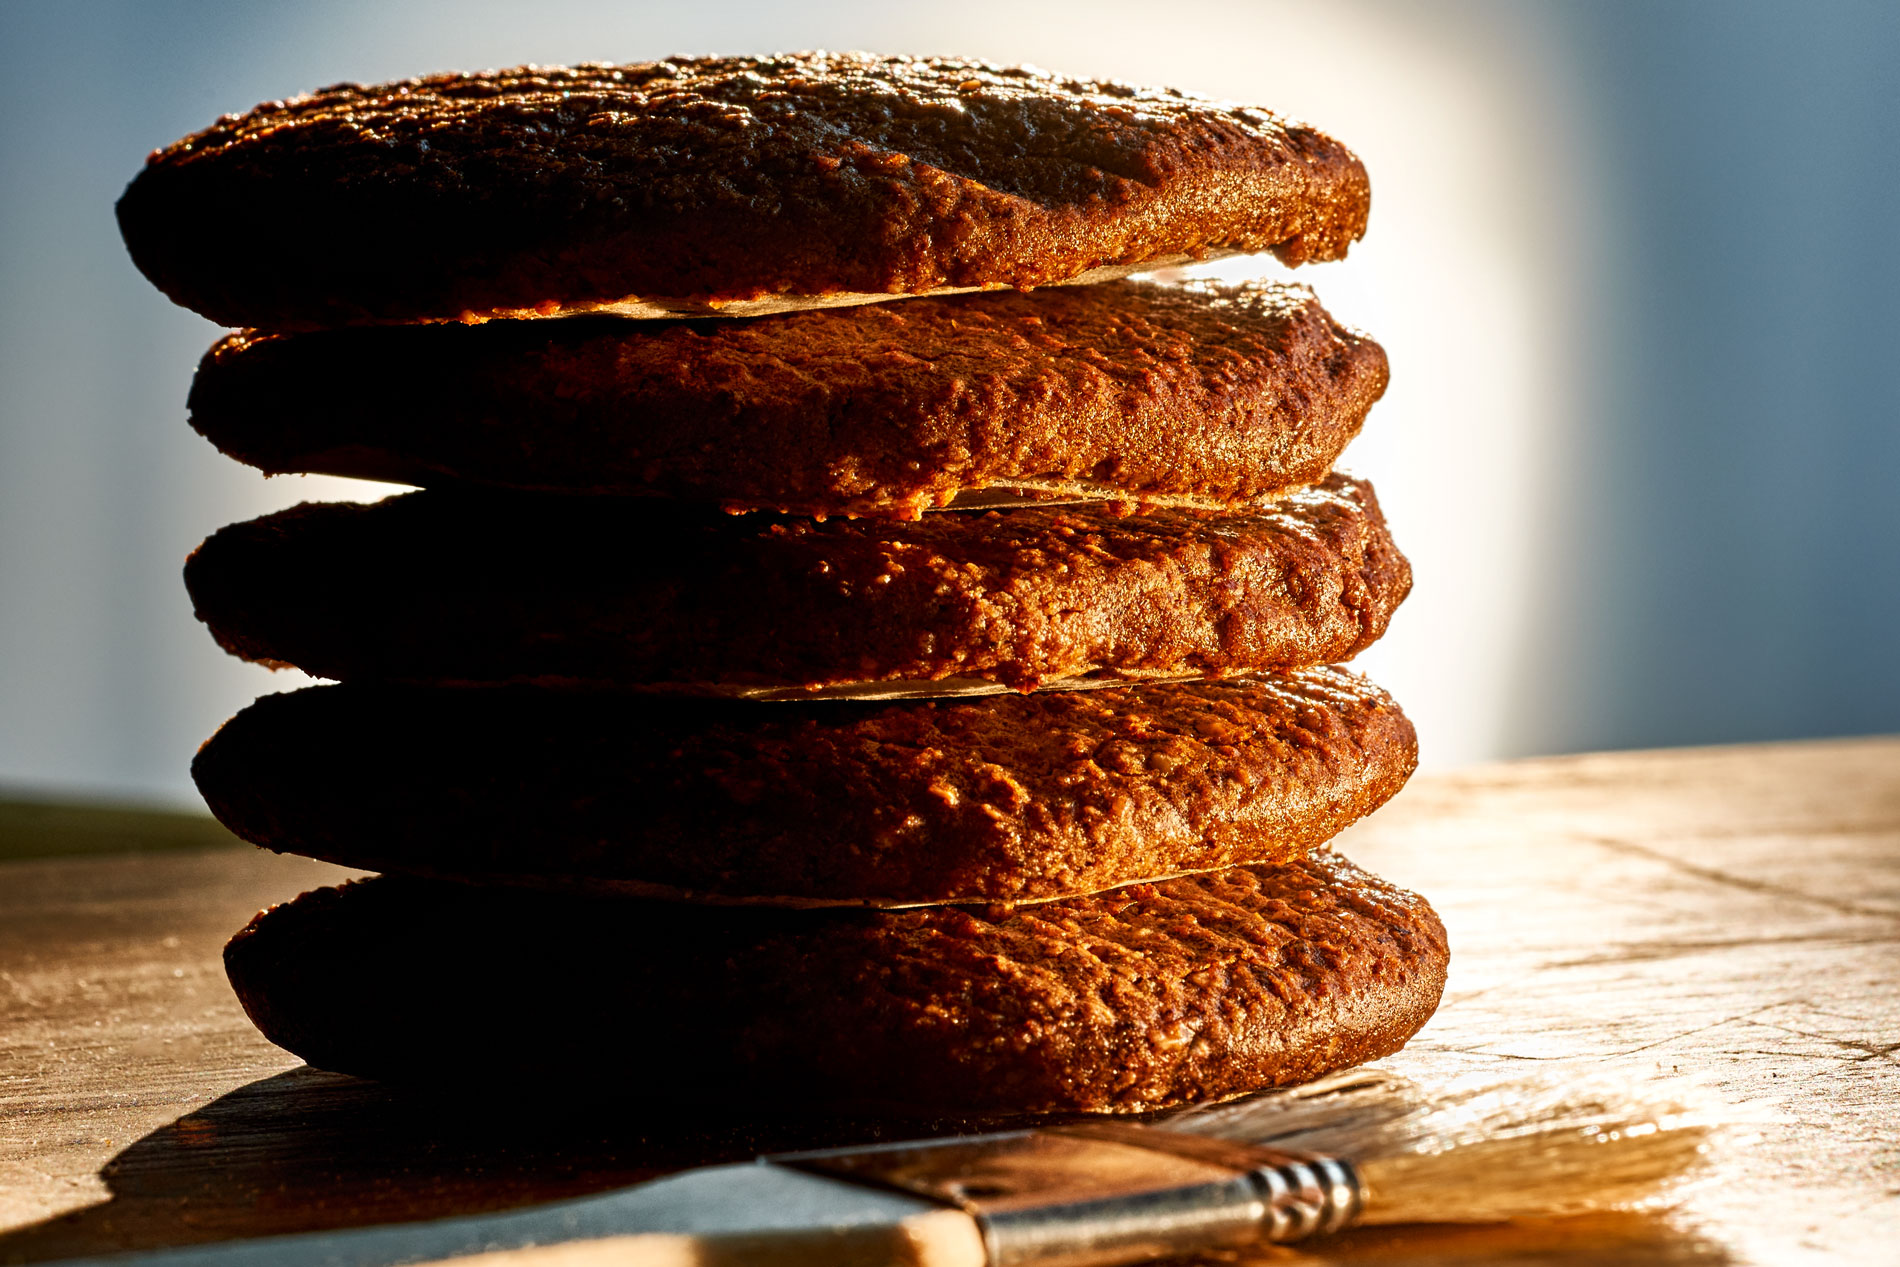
388, 855, 1246, 910
706, 668, 1209, 702
452, 250, 1243, 323
394, 668, 1213, 703
939, 476, 1315, 514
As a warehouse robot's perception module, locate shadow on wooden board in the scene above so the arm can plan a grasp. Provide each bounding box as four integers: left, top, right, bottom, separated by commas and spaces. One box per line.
0, 1065, 1045, 1263
0, 1067, 1730, 1266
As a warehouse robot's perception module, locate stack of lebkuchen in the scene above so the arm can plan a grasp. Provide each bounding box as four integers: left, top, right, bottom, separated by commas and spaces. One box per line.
117, 53, 1446, 1117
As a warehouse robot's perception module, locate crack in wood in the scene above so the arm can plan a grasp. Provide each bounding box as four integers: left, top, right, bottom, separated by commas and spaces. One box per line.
1572, 833, 1900, 921
1547, 930, 1900, 967
1745, 1026, 1900, 1066
1412, 1004, 1804, 1062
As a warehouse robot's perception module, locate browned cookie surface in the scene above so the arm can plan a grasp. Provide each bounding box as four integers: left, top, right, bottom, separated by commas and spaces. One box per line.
119, 54, 1369, 329
193, 670, 1417, 906
188, 280, 1387, 516
185, 473, 1409, 694
224, 852, 1447, 1114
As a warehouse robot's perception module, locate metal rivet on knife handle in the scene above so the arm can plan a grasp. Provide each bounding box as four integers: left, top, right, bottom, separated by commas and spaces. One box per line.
777, 1123, 1370, 1265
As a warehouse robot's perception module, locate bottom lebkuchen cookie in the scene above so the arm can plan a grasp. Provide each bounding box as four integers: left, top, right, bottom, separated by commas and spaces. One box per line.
193, 669, 1417, 907
224, 852, 1447, 1115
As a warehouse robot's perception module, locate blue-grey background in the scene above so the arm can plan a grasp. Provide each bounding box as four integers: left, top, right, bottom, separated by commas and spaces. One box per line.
1, 0, 1894, 805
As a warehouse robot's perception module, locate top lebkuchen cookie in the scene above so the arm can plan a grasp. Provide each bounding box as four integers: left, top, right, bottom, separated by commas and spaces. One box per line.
116, 53, 1371, 330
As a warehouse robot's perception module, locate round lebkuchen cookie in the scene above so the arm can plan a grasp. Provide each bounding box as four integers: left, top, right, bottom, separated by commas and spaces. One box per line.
193, 670, 1417, 907
118, 54, 1370, 330
187, 280, 1387, 517
185, 473, 1410, 695
224, 853, 1448, 1113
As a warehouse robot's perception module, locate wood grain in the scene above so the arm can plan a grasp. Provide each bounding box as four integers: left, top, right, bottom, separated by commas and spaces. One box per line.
2, 737, 1895, 1265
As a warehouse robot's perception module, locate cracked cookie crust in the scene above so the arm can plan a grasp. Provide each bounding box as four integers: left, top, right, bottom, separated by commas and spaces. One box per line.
193, 669, 1416, 906
185, 472, 1408, 695
186, 279, 1386, 516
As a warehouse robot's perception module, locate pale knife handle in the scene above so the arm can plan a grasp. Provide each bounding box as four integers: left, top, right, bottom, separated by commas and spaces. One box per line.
60, 1165, 986, 1267
417, 1209, 985, 1265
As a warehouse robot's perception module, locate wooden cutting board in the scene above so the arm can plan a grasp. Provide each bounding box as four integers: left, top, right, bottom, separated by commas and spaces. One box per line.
2, 737, 1896, 1265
